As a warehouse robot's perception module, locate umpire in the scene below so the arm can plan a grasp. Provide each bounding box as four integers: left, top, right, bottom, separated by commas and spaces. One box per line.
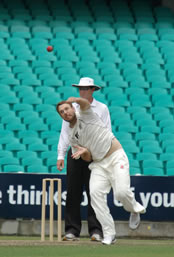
57, 77, 111, 241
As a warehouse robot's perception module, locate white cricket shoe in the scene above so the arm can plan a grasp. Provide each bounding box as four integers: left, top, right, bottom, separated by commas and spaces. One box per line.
102, 235, 116, 245
63, 233, 79, 241
129, 213, 140, 230
91, 233, 102, 242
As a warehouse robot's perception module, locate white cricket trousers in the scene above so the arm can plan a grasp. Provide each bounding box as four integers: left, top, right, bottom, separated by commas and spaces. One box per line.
89, 149, 145, 238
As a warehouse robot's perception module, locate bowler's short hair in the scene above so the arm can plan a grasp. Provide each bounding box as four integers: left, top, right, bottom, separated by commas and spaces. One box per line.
56, 101, 73, 114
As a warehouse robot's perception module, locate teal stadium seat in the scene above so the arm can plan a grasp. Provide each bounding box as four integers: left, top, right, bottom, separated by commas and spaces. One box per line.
143, 167, 164, 176
3, 165, 24, 173
21, 156, 42, 167
27, 165, 48, 173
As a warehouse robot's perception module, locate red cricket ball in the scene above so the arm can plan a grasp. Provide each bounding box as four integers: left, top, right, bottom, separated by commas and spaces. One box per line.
47, 46, 53, 52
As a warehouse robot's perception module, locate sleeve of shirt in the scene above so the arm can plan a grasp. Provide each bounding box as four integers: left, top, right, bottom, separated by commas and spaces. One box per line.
57, 120, 70, 160
79, 107, 98, 123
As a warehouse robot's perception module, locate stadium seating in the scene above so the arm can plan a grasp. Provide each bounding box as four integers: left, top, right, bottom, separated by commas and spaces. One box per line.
0, 0, 174, 175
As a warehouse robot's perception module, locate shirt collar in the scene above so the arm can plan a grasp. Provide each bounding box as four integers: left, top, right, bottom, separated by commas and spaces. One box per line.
91, 98, 97, 107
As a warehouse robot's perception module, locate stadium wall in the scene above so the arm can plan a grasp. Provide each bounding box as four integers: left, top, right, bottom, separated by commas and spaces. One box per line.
0, 173, 173, 237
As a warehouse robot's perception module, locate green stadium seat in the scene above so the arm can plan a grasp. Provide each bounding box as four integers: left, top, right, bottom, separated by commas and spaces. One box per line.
143, 159, 163, 169
28, 143, 48, 152
150, 106, 170, 115
13, 103, 33, 112
127, 106, 146, 115
35, 87, 55, 96
17, 150, 37, 159
0, 157, 19, 166
152, 94, 174, 108
141, 144, 162, 154
43, 95, 62, 105
22, 137, 42, 145
28, 122, 48, 131
32, 60, 51, 68
76, 31, 96, 40
27, 165, 48, 173
151, 81, 171, 89
109, 106, 125, 116
32, 25, 51, 34
10, 24, 30, 33
0, 78, 19, 86
97, 32, 117, 41
20, 95, 42, 104
0, 150, 13, 158
40, 151, 57, 160
135, 132, 156, 143
118, 124, 138, 133
18, 110, 38, 119
46, 156, 56, 167
0, 110, 16, 119
0, 129, 13, 137
140, 125, 160, 134
161, 139, 174, 151
21, 156, 42, 166
42, 78, 63, 87
154, 113, 173, 122
129, 94, 151, 108
110, 97, 130, 107
143, 167, 164, 176
18, 130, 38, 140
0, 136, 19, 145
40, 110, 59, 120
159, 119, 174, 130
130, 168, 142, 175
130, 80, 149, 89
136, 152, 157, 161
129, 159, 140, 169
92, 92, 106, 103
136, 119, 156, 128
0, 31, 10, 39
116, 132, 132, 141
32, 31, 52, 39
112, 113, 131, 127
163, 126, 174, 133
5, 143, 26, 151
55, 31, 74, 40
37, 53, 57, 62
159, 133, 174, 143
74, 26, 93, 35
166, 168, 174, 176
28, 20, 47, 27
35, 104, 55, 113
3, 165, 24, 173
123, 143, 139, 154
6, 122, 26, 131
53, 60, 72, 69
34, 67, 53, 76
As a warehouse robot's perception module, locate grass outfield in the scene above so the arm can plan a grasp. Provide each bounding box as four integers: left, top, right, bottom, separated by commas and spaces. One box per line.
0, 236, 173, 257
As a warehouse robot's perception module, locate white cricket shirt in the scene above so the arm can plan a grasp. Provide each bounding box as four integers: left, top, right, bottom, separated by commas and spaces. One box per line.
57, 98, 111, 160
69, 108, 114, 162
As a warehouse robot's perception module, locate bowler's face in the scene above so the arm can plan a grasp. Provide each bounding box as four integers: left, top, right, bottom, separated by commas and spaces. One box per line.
58, 103, 75, 122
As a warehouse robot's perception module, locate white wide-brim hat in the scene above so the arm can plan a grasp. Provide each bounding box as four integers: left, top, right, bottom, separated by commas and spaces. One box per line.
72, 77, 101, 91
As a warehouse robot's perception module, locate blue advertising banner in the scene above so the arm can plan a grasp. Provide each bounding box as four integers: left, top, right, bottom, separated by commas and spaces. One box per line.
0, 173, 174, 221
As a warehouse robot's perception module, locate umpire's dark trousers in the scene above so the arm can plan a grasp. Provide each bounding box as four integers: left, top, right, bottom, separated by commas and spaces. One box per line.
65, 148, 103, 237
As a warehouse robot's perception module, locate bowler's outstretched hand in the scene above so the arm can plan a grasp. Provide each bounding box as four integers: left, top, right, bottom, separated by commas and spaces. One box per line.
66, 97, 77, 104
71, 145, 87, 159
71, 145, 92, 162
